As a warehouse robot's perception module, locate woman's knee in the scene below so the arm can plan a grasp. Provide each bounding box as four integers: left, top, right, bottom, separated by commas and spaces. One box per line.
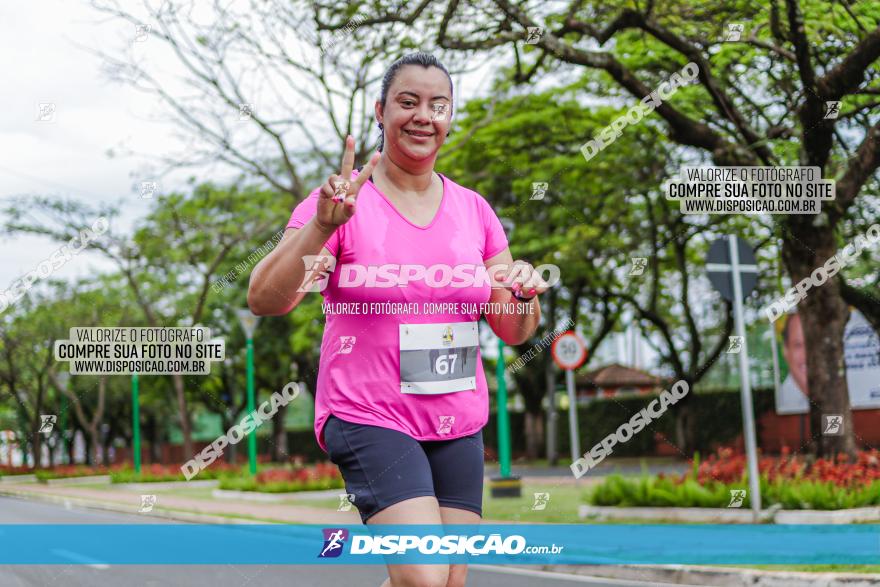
389, 563, 449, 587
445, 564, 468, 587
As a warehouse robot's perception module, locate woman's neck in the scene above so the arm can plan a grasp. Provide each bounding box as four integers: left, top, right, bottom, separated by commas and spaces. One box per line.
374, 155, 436, 196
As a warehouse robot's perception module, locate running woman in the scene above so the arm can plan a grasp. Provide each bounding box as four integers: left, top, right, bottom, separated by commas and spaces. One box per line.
248, 52, 548, 587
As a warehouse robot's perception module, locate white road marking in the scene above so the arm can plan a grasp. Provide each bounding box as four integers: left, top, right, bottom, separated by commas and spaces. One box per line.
49, 549, 109, 570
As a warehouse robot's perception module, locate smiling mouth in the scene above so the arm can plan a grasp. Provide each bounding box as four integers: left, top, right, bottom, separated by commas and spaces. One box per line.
404, 130, 434, 137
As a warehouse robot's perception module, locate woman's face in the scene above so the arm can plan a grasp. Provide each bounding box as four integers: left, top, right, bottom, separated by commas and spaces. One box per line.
376, 65, 452, 162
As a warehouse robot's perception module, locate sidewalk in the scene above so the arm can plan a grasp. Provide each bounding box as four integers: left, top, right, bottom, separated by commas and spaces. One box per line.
3, 480, 877, 586
0, 481, 360, 524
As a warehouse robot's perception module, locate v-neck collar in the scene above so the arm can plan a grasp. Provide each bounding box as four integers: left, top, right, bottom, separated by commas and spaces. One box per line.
368, 172, 447, 230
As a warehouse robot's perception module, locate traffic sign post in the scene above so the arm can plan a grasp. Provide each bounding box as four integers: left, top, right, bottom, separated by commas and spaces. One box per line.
552, 331, 587, 475
707, 235, 762, 522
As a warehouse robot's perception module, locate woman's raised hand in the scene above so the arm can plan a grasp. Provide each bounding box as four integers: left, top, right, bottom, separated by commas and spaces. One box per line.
315, 135, 381, 231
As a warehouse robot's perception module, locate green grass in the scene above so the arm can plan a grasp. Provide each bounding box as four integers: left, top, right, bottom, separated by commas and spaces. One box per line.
724, 564, 880, 574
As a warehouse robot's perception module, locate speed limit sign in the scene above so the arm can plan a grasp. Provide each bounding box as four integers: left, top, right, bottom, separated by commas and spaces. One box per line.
551, 331, 587, 370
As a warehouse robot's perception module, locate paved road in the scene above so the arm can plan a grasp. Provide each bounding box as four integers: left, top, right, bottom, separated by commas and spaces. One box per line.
0, 497, 679, 587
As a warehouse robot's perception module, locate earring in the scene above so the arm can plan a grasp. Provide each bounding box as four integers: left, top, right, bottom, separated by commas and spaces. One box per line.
378, 122, 384, 130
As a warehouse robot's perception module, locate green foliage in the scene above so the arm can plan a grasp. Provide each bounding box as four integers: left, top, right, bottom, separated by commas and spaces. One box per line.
483, 387, 777, 457
218, 476, 344, 493
589, 473, 880, 510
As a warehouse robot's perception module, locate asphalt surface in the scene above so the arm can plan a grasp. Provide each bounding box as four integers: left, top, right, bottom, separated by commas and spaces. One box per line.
0, 496, 679, 587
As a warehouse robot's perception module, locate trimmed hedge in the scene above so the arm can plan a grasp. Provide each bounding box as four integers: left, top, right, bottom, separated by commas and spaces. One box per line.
482, 387, 776, 458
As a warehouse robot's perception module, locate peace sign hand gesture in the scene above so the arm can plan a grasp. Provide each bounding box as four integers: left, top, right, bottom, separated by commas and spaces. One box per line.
315, 135, 381, 232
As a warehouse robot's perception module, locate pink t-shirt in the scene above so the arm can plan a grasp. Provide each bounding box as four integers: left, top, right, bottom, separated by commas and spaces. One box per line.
286, 170, 509, 452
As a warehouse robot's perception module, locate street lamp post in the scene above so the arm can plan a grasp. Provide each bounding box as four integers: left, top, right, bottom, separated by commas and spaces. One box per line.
55, 371, 71, 464
490, 336, 522, 497
236, 309, 261, 476
132, 372, 141, 474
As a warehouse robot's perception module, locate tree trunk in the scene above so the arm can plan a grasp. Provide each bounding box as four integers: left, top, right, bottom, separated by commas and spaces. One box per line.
172, 373, 194, 457
524, 410, 544, 460
31, 420, 42, 469
88, 425, 102, 465
272, 403, 289, 462
83, 433, 93, 466
782, 229, 857, 457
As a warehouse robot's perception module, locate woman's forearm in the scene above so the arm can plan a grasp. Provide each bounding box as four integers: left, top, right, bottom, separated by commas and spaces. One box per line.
247, 218, 336, 315
486, 288, 542, 345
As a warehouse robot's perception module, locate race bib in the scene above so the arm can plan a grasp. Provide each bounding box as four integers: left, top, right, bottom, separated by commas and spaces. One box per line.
399, 322, 478, 394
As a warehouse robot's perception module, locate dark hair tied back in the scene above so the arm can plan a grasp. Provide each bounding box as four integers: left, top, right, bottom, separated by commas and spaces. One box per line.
377, 53, 453, 152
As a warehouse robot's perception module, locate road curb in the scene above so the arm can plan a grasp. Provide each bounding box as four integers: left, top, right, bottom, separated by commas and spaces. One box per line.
0, 487, 271, 525
518, 564, 880, 586
3, 488, 877, 584
579, 504, 880, 524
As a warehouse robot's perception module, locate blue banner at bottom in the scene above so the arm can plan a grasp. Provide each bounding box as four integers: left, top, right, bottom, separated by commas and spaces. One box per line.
0, 524, 876, 565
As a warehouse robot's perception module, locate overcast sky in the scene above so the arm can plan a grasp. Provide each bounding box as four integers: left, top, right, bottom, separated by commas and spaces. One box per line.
0, 1, 181, 289
0, 1, 509, 292
0, 1, 644, 365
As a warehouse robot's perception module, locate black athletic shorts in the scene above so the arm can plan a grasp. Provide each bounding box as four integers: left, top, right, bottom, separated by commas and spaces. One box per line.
323, 414, 485, 524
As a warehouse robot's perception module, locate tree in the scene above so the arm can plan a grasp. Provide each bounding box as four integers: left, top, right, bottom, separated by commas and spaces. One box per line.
317, 0, 880, 457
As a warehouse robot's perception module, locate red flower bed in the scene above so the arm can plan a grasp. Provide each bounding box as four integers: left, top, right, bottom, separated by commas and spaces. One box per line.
690, 446, 880, 488
0, 465, 34, 476
255, 462, 340, 485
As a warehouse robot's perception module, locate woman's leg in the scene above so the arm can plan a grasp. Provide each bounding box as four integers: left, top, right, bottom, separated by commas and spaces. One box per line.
439, 506, 481, 587
370, 496, 449, 587
428, 430, 485, 587
322, 416, 450, 587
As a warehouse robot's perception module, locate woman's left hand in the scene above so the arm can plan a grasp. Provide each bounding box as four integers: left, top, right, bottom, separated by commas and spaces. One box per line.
493, 260, 550, 300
